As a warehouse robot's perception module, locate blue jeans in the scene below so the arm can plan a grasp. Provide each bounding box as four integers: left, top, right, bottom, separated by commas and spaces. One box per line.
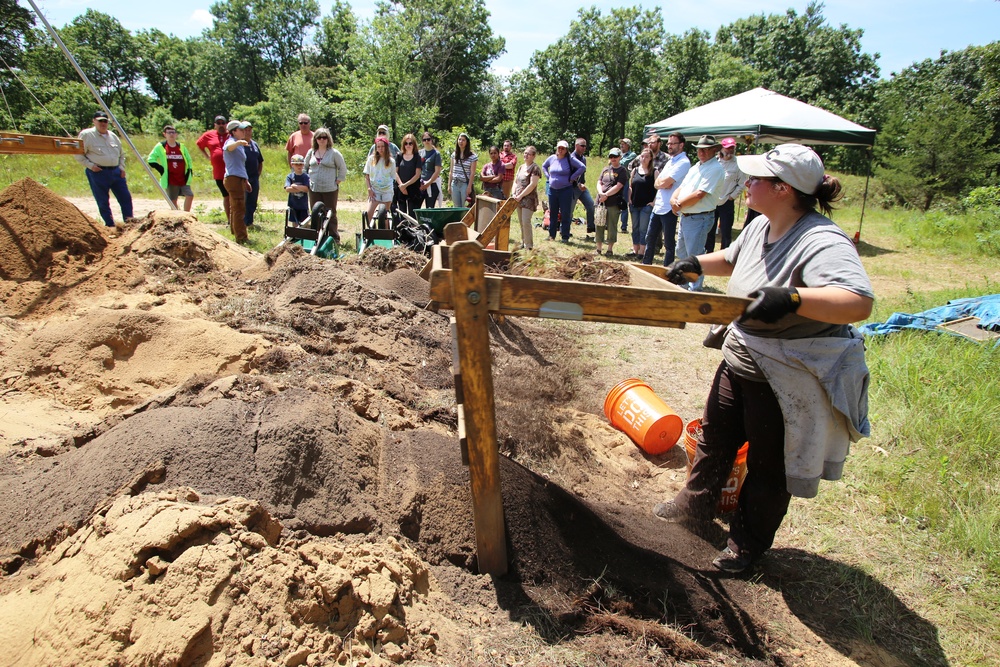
450, 180, 469, 207
548, 186, 575, 240
85, 167, 133, 226
630, 204, 652, 248
620, 180, 630, 229
642, 210, 677, 266
676, 210, 716, 290
571, 186, 595, 231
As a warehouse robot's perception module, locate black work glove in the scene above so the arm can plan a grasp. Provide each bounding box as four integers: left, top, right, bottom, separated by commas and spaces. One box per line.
739, 286, 802, 324
665, 256, 702, 284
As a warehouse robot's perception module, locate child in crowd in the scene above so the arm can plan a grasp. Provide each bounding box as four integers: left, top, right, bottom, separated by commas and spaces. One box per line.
285, 154, 310, 225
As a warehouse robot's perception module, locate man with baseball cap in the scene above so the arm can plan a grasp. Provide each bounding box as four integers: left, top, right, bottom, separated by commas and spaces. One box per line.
75, 110, 133, 227
197, 115, 231, 221
668, 135, 726, 290
705, 137, 744, 252
366, 124, 400, 160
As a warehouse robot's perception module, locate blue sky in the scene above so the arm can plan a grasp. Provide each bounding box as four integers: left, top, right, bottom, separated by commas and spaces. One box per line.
21, 0, 1000, 78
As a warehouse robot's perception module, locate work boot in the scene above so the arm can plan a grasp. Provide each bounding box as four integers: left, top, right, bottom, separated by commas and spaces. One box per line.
711, 547, 756, 574
652, 500, 686, 522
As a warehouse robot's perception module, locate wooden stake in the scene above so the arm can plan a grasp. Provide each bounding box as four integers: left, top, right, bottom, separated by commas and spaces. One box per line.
449, 240, 507, 576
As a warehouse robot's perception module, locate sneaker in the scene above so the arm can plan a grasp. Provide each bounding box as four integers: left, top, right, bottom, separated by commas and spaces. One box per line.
620, 226, 628, 233
652, 500, 686, 522
712, 547, 755, 573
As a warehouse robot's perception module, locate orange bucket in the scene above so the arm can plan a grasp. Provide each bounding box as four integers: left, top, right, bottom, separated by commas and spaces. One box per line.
683, 418, 749, 514
604, 379, 683, 455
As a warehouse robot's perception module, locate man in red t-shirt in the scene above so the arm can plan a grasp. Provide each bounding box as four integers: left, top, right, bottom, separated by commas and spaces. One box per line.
286, 114, 314, 167
196, 115, 230, 218
500, 139, 518, 198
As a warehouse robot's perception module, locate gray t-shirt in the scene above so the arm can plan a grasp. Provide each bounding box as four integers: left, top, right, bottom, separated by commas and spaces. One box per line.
722, 211, 874, 379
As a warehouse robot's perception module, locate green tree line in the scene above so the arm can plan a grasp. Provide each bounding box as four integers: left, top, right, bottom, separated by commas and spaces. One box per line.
0, 0, 996, 208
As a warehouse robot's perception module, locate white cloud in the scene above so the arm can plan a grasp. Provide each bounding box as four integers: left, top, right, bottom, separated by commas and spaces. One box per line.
189, 9, 214, 29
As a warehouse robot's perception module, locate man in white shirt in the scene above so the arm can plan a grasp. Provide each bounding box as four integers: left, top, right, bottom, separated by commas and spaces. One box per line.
641, 132, 690, 266
670, 135, 727, 290
75, 110, 133, 227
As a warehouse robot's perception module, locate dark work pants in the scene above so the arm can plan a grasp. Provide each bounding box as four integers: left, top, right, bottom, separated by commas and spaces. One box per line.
85, 167, 133, 226
393, 184, 423, 220
244, 178, 260, 227
706, 198, 735, 252
642, 211, 677, 266
421, 183, 440, 209
674, 361, 791, 559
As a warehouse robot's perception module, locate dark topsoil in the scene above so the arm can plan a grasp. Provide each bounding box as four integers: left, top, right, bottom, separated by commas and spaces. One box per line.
0, 197, 934, 666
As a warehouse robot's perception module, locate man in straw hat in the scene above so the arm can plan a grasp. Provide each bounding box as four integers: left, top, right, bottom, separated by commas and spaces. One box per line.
669, 135, 726, 290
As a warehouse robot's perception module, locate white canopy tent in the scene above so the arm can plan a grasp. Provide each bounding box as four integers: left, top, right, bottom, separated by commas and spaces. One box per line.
645, 88, 876, 239
644, 87, 876, 146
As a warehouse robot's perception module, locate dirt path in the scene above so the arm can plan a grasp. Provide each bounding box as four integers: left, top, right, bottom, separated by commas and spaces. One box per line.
64, 195, 369, 222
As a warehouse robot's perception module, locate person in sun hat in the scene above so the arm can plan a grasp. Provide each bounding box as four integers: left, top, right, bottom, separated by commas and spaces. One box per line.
594, 147, 628, 256
541, 139, 585, 242
652, 144, 874, 575
704, 137, 744, 252
366, 124, 400, 161
76, 110, 133, 227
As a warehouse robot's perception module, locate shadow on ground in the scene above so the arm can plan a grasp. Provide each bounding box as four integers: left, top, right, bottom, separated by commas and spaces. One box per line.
762, 547, 948, 667
854, 239, 895, 257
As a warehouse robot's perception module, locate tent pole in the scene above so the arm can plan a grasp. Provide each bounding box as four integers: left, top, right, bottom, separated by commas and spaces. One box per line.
854, 146, 873, 244
25, 0, 175, 211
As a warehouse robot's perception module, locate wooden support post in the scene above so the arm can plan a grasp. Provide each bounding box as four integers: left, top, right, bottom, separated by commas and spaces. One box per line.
461, 200, 476, 226
0, 132, 84, 155
450, 317, 469, 466
449, 240, 507, 576
476, 198, 516, 252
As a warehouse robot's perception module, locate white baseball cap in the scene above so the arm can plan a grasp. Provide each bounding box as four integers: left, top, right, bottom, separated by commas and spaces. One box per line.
736, 144, 825, 195
556, 140, 570, 149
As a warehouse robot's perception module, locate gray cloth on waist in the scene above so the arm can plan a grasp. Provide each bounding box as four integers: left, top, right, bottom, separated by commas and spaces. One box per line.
735, 326, 870, 498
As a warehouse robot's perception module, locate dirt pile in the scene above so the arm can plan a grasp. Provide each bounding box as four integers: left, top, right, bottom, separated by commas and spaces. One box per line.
4, 309, 266, 411
0, 490, 445, 666
0, 177, 106, 282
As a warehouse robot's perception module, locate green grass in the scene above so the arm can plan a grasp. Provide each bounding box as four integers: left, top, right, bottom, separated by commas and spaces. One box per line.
0, 134, 373, 203
784, 283, 1000, 665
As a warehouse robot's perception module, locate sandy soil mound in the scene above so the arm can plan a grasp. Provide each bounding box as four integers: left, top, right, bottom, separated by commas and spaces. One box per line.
5, 308, 266, 411
0, 177, 106, 282
0, 490, 445, 666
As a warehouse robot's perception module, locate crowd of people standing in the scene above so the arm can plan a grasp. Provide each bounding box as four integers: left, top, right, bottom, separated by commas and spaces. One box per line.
80, 109, 756, 262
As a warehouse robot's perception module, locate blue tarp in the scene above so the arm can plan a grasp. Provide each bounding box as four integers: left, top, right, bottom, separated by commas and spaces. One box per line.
859, 295, 1000, 343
